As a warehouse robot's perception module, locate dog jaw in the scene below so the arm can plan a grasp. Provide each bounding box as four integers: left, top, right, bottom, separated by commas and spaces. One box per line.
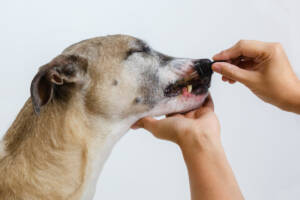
145, 93, 209, 117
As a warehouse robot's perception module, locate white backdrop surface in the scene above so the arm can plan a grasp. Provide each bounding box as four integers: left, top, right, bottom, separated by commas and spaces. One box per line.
0, 0, 299, 199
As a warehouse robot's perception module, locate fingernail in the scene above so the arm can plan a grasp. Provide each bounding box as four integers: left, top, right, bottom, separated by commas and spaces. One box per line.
212, 64, 221, 73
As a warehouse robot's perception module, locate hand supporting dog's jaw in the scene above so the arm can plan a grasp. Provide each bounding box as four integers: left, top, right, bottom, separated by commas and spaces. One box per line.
131, 94, 218, 146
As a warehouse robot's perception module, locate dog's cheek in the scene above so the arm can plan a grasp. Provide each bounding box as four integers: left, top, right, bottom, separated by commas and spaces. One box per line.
138, 67, 164, 106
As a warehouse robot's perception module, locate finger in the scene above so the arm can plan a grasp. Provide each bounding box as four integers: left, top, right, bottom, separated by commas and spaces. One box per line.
222, 76, 229, 82
137, 117, 172, 137
184, 110, 197, 118
131, 117, 157, 130
131, 122, 141, 130
229, 79, 236, 84
202, 94, 214, 110
213, 40, 270, 61
222, 76, 236, 83
212, 62, 255, 84
132, 117, 174, 141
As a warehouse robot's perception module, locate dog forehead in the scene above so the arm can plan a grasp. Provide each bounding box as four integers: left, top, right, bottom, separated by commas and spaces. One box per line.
101, 35, 148, 55
61, 35, 153, 79
128, 38, 148, 49
62, 35, 150, 61
62, 34, 136, 53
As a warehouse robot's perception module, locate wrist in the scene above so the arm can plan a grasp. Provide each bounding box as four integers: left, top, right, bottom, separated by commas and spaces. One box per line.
293, 79, 300, 113
283, 79, 300, 114
178, 130, 223, 156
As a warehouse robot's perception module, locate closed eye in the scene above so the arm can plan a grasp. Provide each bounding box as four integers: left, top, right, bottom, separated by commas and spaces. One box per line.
126, 46, 151, 58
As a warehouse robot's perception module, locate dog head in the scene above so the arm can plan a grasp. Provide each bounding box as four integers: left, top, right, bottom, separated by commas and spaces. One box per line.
31, 35, 212, 122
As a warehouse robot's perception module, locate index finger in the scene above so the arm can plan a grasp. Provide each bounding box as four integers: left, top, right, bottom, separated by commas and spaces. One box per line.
213, 40, 271, 61
202, 94, 214, 111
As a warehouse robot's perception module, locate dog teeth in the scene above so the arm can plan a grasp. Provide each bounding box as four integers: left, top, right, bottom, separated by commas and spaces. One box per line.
187, 85, 192, 93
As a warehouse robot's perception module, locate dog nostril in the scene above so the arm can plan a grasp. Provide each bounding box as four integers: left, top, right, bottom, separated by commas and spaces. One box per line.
202, 77, 210, 85
193, 59, 213, 77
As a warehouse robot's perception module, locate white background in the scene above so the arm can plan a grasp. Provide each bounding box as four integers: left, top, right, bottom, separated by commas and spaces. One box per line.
0, 0, 299, 199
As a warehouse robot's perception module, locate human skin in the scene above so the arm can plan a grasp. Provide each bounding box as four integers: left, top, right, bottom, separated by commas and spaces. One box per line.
132, 96, 244, 200
132, 40, 300, 200
212, 40, 300, 114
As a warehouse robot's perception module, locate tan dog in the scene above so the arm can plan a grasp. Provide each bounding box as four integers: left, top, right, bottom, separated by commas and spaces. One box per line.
0, 35, 212, 200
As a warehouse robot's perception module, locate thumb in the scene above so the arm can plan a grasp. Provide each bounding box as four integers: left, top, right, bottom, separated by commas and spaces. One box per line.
212, 62, 253, 84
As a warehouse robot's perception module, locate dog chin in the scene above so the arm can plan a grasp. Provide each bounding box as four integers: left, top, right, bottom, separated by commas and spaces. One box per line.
147, 92, 209, 117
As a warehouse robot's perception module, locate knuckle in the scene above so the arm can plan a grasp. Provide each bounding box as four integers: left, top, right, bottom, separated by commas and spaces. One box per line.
267, 42, 283, 56
237, 40, 248, 48
272, 42, 282, 47
272, 42, 283, 52
219, 50, 226, 56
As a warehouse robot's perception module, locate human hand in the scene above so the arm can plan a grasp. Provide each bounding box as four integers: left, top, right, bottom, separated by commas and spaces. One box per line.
132, 95, 221, 151
132, 96, 244, 200
212, 40, 300, 113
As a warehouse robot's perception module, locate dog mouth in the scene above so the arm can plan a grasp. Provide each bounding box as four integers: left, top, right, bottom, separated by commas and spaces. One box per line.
164, 59, 214, 98
164, 71, 212, 98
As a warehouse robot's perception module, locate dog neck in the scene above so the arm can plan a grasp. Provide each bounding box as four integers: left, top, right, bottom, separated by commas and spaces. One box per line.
0, 98, 136, 200
0, 141, 6, 160
80, 114, 137, 200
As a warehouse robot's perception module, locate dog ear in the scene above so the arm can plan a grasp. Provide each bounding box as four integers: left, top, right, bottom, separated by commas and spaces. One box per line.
30, 55, 88, 114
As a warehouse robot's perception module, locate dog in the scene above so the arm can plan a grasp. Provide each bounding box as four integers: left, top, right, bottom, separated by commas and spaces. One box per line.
0, 35, 212, 200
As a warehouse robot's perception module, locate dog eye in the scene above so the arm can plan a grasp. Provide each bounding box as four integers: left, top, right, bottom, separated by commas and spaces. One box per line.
127, 46, 150, 57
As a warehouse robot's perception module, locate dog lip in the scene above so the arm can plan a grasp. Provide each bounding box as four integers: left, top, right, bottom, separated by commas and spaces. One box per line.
163, 59, 214, 98
163, 74, 212, 97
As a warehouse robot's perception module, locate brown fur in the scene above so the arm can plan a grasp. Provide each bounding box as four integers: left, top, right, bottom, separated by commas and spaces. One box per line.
0, 99, 89, 199
0, 35, 137, 200
0, 34, 211, 200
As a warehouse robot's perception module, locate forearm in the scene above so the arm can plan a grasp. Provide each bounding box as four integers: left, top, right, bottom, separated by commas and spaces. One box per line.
291, 79, 300, 114
282, 79, 300, 114
180, 141, 244, 200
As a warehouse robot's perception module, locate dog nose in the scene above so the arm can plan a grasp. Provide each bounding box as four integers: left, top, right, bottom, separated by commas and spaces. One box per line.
193, 59, 214, 78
